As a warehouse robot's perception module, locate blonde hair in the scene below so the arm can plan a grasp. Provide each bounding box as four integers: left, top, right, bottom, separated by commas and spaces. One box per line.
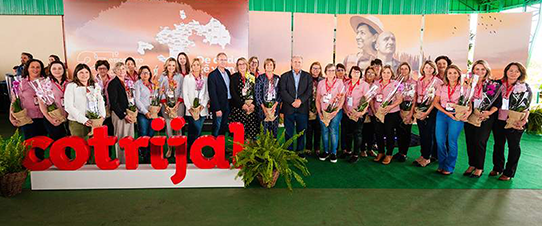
380, 65, 396, 80
235, 57, 248, 73
443, 64, 462, 85
420, 60, 438, 77
113, 62, 125, 72
163, 57, 178, 76
471, 60, 492, 80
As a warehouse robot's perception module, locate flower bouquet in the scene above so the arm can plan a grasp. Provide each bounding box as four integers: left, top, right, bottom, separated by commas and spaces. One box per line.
10, 78, 33, 126
454, 74, 477, 120
505, 82, 532, 129
322, 95, 342, 127
124, 79, 137, 123
376, 77, 404, 123
467, 80, 502, 127
148, 77, 161, 119
350, 85, 378, 122
29, 78, 66, 123
241, 72, 256, 114
399, 82, 416, 124
86, 86, 104, 129
189, 77, 205, 121
165, 79, 178, 119
263, 101, 277, 122
415, 79, 438, 119
309, 83, 318, 120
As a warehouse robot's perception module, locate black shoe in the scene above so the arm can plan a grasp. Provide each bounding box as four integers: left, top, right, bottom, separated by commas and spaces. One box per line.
319, 152, 330, 161
330, 154, 337, 163
348, 155, 360, 163
397, 154, 407, 162
430, 157, 438, 162
470, 170, 484, 178
298, 153, 306, 159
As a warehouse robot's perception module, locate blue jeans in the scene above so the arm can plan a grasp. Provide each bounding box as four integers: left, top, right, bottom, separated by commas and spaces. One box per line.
137, 113, 154, 163
187, 116, 205, 152
212, 107, 230, 137
319, 110, 343, 155
435, 111, 464, 172
284, 112, 308, 152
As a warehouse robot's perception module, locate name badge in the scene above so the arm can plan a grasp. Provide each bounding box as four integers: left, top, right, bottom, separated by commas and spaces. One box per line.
61, 97, 65, 107
446, 102, 454, 112
502, 98, 509, 110
376, 94, 383, 103
473, 99, 482, 109
347, 97, 353, 107
323, 94, 332, 103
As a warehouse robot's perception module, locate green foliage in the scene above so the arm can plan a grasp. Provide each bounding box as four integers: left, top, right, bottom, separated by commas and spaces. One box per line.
12, 98, 23, 113
127, 104, 137, 112
0, 130, 28, 176
528, 106, 542, 135
86, 111, 100, 119
232, 127, 310, 191
193, 97, 200, 108
46, 102, 58, 112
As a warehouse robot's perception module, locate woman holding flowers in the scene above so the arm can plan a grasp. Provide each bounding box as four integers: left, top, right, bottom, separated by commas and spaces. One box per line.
342, 66, 371, 163
395, 62, 416, 162
159, 58, 184, 139
316, 64, 345, 163
491, 62, 532, 181
65, 63, 106, 140
134, 65, 155, 163
38, 61, 68, 141
361, 66, 378, 158
254, 58, 281, 137
413, 61, 443, 167
183, 58, 209, 152
230, 57, 259, 140
463, 60, 502, 178
371, 65, 403, 165
305, 62, 323, 157
433, 64, 470, 175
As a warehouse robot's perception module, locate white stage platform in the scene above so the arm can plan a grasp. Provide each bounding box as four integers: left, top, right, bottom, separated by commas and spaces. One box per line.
30, 164, 244, 190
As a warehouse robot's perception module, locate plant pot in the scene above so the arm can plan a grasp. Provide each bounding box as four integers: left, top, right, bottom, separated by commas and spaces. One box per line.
322, 111, 333, 127
257, 170, 279, 188
126, 109, 138, 123
467, 109, 483, 127
148, 106, 160, 119
264, 107, 276, 122
309, 111, 317, 120
48, 108, 66, 123
166, 106, 178, 119
400, 110, 412, 124
505, 110, 527, 129
12, 108, 33, 126
244, 99, 254, 114
453, 104, 470, 121
375, 108, 387, 123
0, 171, 27, 197
189, 107, 202, 121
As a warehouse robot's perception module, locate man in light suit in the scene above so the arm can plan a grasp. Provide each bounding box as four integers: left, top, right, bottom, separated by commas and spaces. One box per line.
279, 56, 313, 157
207, 52, 231, 137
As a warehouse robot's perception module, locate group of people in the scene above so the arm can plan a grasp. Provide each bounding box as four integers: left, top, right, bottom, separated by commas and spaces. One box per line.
10, 52, 532, 181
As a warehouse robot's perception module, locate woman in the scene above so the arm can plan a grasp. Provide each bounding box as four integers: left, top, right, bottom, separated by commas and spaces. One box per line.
248, 56, 260, 77
491, 62, 531, 181
435, 56, 452, 81
433, 64, 470, 175
305, 62, 323, 156
413, 61, 443, 167
134, 65, 155, 163
9, 59, 48, 158
44, 54, 61, 76
230, 58, 259, 140
125, 57, 139, 84
255, 58, 281, 137
395, 62, 416, 162
342, 66, 370, 163
316, 64, 345, 163
39, 61, 68, 142
464, 60, 502, 178
371, 66, 403, 165
107, 62, 135, 163
337, 63, 350, 158
176, 52, 191, 76
159, 57, 184, 140
94, 60, 115, 137
361, 66, 378, 158
183, 58, 209, 152
65, 63, 106, 140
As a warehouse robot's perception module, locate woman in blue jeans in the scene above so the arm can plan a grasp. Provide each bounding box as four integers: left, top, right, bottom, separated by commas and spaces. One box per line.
134, 66, 155, 163
182, 59, 209, 154
316, 64, 345, 163
433, 65, 470, 175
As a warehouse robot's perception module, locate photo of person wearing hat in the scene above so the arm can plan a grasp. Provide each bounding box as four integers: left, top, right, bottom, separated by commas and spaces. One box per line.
343, 16, 383, 71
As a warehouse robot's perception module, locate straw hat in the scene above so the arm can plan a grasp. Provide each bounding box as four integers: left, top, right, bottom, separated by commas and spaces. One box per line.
350, 16, 384, 34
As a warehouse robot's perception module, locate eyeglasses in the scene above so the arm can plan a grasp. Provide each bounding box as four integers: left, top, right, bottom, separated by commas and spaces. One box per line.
141, 72, 150, 75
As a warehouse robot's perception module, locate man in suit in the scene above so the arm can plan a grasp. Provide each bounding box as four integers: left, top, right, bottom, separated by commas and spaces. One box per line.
208, 52, 231, 137
279, 56, 313, 157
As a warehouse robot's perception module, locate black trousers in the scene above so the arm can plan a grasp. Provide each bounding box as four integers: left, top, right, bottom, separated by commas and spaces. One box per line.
362, 116, 375, 152
492, 119, 524, 177
397, 121, 412, 155
464, 114, 495, 170
340, 116, 349, 152
305, 118, 321, 152
374, 112, 401, 155
342, 115, 365, 155
417, 110, 437, 159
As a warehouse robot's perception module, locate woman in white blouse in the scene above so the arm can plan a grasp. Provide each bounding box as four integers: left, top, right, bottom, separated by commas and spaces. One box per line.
64, 63, 106, 139
182, 58, 209, 152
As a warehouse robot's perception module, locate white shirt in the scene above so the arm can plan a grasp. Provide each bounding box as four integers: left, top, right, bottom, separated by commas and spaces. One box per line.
64, 82, 106, 124
134, 80, 152, 115
182, 73, 209, 116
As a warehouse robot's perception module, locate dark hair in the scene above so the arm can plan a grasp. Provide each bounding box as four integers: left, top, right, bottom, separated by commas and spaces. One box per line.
49, 55, 60, 62
348, 66, 362, 79
95, 60, 110, 70
176, 52, 191, 75
435, 55, 452, 66
125, 57, 137, 70
336, 63, 346, 71
263, 58, 276, 70
138, 65, 153, 82
397, 62, 411, 78
22, 52, 33, 60
22, 59, 46, 79
309, 62, 323, 77
48, 61, 67, 84
324, 63, 335, 75
370, 59, 383, 66
216, 52, 227, 59
503, 62, 527, 82
356, 23, 378, 35
73, 63, 95, 87
363, 66, 376, 82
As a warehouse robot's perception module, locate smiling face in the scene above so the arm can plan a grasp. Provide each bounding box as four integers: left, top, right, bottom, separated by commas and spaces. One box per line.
436, 59, 448, 75
77, 68, 91, 84
178, 54, 187, 65
473, 63, 487, 79
217, 54, 227, 69
249, 59, 259, 72
381, 68, 393, 81
97, 65, 109, 77
364, 69, 376, 83
192, 60, 201, 75
126, 60, 136, 72
375, 31, 396, 55
310, 64, 321, 78
351, 69, 361, 81
423, 63, 435, 77
355, 24, 377, 51
140, 68, 151, 82
50, 63, 64, 79
27, 61, 42, 79
264, 61, 274, 73
446, 68, 460, 84
237, 60, 247, 74
291, 57, 302, 72
399, 65, 410, 77
166, 61, 176, 75
506, 65, 521, 83
336, 67, 346, 79
115, 65, 127, 80
325, 66, 336, 80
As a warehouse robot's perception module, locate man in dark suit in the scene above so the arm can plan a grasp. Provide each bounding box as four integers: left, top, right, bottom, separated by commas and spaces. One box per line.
207, 52, 231, 137
279, 56, 313, 157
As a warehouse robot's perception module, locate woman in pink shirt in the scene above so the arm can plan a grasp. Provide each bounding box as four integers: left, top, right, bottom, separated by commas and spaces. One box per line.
491, 62, 532, 181
371, 65, 403, 165
316, 64, 345, 163
9, 59, 48, 158
361, 66, 378, 158
125, 57, 139, 84
433, 64, 470, 175
342, 66, 370, 163
395, 62, 417, 162
39, 61, 68, 141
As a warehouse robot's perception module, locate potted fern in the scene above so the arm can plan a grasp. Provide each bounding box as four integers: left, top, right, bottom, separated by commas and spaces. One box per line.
0, 130, 29, 197
232, 127, 310, 190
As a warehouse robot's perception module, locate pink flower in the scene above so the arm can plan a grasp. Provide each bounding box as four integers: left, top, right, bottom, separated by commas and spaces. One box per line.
514, 83, 527, 93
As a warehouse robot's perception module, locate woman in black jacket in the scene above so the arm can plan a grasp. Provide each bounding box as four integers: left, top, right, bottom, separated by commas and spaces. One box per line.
229, 57, 259, 140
